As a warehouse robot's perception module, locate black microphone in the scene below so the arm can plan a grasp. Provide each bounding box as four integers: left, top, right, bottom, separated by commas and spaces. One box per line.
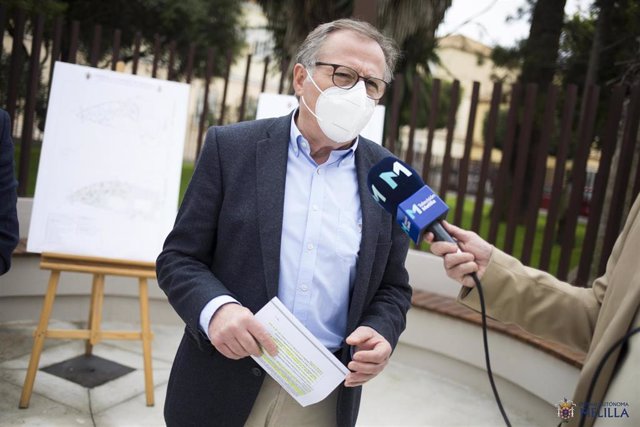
367, 157, 455, 244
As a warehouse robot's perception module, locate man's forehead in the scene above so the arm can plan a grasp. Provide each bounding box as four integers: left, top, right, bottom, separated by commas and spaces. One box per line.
317, 30, 385, 70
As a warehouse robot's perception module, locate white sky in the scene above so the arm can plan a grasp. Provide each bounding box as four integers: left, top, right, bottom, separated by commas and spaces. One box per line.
436, 0, 594, 47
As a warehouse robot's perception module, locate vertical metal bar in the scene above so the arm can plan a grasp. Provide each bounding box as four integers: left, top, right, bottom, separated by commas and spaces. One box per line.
504, 83, 538, 254
167, 41, 176, 81
387, 73, 403, 154
261, 56, 270, 93
633, 151, 640, 203
0, 5, 6, 65
48, 16, 63, 86
17, 14, 44, 196
439, 80, 460, 197
218, 50, 232, 125
111, 29, 121, 71
197, 48, 214, 158
598, 84, 640, 276
238, 54, 252, 122
522, 85, 558, 265
454, 81, 480, 226
67, 21, 80, 64
5, 9, 26, 124
406, 72, 421, 166
89, 24, 102, 67
539, 85, 578, 271
557, 85, 600, 280
423, 79, 441, 185
131, 32, 141, 75
185, 44, 196, 83
151, 35, 161, 78
574, 85, 625, 286
488, 83, 522, 244
278, 58, 289, 94
472, 82, 502, 232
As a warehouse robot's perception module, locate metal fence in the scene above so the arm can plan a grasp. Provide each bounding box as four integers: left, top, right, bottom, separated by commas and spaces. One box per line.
2, 6, 640, 286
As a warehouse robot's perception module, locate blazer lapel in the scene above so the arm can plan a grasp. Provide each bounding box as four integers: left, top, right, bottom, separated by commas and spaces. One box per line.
255, 114, 292, 299
347, 141, 382, 331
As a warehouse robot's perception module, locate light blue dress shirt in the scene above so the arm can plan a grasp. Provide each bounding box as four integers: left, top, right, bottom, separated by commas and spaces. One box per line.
200, 113, 362, 351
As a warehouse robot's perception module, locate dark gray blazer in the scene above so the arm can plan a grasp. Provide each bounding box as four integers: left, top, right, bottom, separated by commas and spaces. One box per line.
0, 109, 18, 275
157, 113, 411, 427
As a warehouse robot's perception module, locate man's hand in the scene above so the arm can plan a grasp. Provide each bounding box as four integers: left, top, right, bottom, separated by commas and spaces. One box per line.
344, 326, 392, 387
424, 221, 493, 288
208, 303, 278, 360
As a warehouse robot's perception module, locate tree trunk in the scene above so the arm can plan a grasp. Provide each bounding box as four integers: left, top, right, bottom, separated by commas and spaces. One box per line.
508, 0, 567, 221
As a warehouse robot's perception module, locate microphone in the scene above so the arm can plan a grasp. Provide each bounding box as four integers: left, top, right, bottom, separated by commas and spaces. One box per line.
367, 157, 455, 244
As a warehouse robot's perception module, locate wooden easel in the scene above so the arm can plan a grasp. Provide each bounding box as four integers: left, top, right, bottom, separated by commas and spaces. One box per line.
19, 252, 156, 408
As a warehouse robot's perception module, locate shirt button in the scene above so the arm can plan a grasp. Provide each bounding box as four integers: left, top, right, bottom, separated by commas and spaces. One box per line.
251, 367, 262, 377
300, 284, 308, 292
312, 204, 319, 211
307, 243, 314, 251
316, 168, 322, 175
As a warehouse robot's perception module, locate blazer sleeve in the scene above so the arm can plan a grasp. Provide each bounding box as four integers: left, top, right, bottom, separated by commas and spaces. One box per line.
156, 127, 234, 350
0, 110, 19, 275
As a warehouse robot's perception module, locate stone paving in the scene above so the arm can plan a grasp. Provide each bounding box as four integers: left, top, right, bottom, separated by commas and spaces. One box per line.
0, 321, 543, 426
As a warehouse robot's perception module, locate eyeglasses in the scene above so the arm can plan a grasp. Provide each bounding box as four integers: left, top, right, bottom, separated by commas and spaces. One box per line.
314, 61, 389, 100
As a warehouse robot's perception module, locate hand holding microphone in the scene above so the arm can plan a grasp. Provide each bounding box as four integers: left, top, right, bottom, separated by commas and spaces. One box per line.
425, 221, 493, 289
366, 156, 494, 288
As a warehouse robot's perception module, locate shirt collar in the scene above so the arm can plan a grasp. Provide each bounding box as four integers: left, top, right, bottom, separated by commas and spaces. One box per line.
289, 110, 358, 166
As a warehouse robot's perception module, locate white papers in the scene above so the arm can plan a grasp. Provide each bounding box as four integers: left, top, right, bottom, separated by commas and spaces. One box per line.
252, 297, 349, 407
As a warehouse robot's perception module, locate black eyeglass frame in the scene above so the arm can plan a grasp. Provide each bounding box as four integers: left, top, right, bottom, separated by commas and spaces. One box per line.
313, 61, 389, 100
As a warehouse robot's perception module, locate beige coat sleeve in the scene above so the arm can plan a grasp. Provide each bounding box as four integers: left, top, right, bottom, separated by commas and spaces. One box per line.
458, 195, 640, 354
457, 249, 603, 353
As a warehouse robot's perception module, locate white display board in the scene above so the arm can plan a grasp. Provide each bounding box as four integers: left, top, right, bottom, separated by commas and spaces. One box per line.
255, 93, 385, 145
27, 62, 190, 263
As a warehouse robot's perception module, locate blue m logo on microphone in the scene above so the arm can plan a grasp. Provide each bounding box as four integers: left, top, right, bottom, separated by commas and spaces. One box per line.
370, 161, 413, 203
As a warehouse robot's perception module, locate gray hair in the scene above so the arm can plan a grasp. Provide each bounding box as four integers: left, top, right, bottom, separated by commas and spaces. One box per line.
294, 19, 400, 82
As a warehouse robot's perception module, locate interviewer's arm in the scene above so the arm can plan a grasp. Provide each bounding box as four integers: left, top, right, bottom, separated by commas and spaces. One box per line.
427, 221, 603, 353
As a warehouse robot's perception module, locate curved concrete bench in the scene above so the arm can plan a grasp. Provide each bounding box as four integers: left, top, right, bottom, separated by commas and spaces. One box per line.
396, 249, 584, 425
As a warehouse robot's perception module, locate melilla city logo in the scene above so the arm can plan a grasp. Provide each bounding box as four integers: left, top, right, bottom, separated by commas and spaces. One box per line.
556, 398, 576, 422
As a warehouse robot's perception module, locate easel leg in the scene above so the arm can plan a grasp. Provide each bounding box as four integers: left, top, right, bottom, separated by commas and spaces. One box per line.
19, 270, 60, 409
139, 278, 155, 406
88, 274, 105, 352
85, 274, 99, 356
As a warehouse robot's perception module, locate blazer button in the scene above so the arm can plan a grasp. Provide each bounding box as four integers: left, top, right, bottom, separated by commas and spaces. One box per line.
252, 367, 262, 377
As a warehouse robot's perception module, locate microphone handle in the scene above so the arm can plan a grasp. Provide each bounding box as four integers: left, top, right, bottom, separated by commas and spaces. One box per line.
428, 221, 457, 244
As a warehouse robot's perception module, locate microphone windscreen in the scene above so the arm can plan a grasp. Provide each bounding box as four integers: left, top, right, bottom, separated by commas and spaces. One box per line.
367, 157, 424, 215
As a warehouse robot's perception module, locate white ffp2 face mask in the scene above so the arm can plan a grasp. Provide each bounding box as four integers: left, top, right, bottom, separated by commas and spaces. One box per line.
301, 72, 375, 143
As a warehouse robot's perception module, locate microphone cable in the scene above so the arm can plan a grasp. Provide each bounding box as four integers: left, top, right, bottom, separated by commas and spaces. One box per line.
578, 327, 640, 427
471, 272, 512, 427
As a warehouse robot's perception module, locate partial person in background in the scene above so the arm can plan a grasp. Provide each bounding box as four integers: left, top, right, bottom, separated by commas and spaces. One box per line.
426, 194, 640, 427
157, 19, 412, 427
0, 108, 19, 275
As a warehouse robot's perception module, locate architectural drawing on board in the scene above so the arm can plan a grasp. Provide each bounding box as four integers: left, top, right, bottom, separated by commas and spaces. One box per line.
27, 62, 190, 262
67, 180, 164, 220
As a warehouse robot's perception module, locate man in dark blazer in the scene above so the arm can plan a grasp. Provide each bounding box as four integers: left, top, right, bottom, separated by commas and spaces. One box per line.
0, 108, 19, 275
157, 19, 411, 426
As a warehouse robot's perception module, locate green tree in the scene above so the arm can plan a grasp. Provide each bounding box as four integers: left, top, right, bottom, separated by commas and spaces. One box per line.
257, 0, 453, 133
1, 0, 245, 77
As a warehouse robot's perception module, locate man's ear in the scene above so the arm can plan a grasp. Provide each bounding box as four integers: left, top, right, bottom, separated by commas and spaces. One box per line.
292, 63, 307, 97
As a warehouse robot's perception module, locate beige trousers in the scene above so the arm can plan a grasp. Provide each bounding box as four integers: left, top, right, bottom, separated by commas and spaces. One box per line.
244, 375, 339, 427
